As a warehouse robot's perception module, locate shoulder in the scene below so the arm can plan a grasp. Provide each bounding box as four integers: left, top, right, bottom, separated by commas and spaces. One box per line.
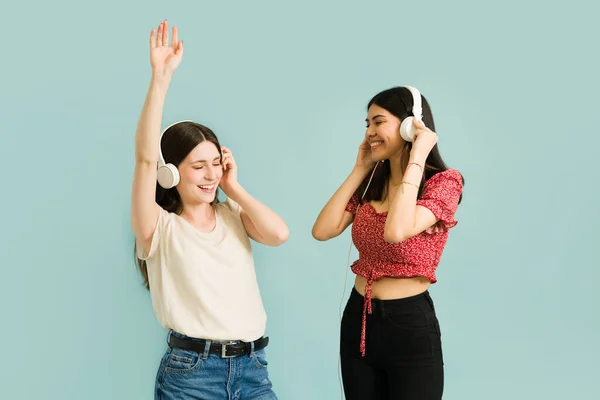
157, 206, 175, 226
217, 197, 242, 216
216, 198, 245, 231
425, 168, 463, 187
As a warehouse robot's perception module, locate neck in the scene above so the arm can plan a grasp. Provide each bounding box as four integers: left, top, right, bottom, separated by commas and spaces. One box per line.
180, 202, 216, 231
387, 146, 410, 185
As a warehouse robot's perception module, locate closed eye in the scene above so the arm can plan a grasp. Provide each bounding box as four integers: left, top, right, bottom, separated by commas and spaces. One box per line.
194, 163, 221, 170
366, 118, 385, 127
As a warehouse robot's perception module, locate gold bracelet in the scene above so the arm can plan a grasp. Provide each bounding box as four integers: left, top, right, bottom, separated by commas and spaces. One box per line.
400, 181, 420, 189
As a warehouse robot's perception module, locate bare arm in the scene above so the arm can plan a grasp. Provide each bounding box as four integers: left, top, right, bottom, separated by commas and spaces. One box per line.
384, 119, 440, 243
219, 147, 289, 246
130, 77, 170, 253
231, 184, 290, 246
311, 137, 377, 241
130, 20, 183, 255
311, 166, 370, 241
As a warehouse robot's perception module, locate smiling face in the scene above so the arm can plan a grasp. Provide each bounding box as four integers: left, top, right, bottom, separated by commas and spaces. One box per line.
176, 141, 223, 205
365, 104, 406, 162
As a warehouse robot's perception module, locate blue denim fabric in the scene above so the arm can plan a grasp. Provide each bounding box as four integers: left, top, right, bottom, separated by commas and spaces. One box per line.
155, 331, 278, 400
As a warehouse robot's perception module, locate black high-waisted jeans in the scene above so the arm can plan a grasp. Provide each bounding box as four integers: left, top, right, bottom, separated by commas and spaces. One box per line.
340, 287, 444, 399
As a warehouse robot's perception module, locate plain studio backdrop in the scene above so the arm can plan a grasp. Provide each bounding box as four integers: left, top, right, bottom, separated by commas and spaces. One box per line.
1, 1, 598, 399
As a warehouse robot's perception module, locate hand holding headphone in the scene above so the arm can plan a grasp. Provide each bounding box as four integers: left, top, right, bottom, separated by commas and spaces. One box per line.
400, 86, 438, 158
219, 146, 239, 196
410, 118, 438, 158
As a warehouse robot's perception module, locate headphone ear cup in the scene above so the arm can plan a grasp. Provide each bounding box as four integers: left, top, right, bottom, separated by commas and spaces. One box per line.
400, 117, 415, 142
157, 163, 180, 189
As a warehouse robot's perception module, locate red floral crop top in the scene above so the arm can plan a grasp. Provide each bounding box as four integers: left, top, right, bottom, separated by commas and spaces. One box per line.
345, 168, 463, 356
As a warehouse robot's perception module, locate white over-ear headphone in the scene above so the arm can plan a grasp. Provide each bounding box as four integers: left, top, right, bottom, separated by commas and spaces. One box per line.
399, 86, 423, 142
157, 120, 192, 189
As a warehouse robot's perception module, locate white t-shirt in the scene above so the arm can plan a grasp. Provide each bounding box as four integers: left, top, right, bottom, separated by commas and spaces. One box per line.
137, 198, 267, 342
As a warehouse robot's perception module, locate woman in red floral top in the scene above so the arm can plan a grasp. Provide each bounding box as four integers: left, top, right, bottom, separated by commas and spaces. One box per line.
312, 86, 463, 400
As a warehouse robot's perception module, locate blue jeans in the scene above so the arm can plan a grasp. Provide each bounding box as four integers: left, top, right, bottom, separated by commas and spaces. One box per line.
155, 331, 278, 400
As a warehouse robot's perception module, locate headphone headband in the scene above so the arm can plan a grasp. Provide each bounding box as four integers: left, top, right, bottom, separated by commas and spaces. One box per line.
398, 86, 424, 142
403, 86, 422, 121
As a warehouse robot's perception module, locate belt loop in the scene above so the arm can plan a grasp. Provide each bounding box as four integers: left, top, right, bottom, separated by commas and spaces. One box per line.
249, 340, 255, 357
202, 340, 212, 360
166, 329, 173, 347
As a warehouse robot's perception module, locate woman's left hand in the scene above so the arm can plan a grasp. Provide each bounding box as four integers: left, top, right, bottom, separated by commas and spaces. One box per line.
219, 146, 239, 194
410, 119, 438, 159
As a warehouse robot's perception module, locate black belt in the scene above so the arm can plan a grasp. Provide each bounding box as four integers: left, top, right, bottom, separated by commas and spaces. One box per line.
168, 334, 269, 358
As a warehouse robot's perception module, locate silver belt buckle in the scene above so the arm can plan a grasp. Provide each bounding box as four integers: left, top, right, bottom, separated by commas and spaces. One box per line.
221, 342, 236, 358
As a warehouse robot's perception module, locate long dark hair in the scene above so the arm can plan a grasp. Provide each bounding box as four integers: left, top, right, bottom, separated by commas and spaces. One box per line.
135, 121, 223, 289
356, 86, 464, 203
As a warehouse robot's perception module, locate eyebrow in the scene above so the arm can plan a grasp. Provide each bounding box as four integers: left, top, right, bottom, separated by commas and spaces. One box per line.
191, 156, 221, 164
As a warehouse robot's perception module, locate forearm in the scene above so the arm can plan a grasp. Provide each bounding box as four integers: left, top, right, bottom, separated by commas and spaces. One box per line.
134, 74, 171, 164
384, 154, 426, 242
228, 183, 289, 243
312, 166, 369, 239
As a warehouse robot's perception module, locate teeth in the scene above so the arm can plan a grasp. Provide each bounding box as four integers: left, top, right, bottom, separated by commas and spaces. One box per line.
199, 184, 215, 190
370, 141, 383, 147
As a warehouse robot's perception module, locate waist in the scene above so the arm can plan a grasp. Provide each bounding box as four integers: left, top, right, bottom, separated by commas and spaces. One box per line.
354, 275, 431, 300
347, 287, 437, 323
168, 330, 269, 359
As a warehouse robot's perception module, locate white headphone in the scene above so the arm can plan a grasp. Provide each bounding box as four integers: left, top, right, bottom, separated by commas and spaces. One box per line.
157, 120, 192, 189
399, 86, 423, 142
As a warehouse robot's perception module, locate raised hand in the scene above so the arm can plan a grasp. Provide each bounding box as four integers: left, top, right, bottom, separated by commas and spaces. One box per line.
149, 20, 183, 77
219, 146, 239, 196
410, 119, 438, 159
355, 137, 376, 172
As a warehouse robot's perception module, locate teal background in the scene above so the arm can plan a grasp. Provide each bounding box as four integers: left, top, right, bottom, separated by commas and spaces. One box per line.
1, 0, 598, 399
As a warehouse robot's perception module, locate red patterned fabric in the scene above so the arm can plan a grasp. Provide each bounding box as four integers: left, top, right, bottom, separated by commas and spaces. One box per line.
345, 169, 463, 356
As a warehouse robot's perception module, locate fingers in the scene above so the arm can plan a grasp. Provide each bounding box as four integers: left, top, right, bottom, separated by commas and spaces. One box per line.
174, 40, 184, 56
221, 147, 234, 171
222, 153, 234, 165
222, 152, 229, 168
172, 26, 178, 49
156, 22, 163, 47
413, 118, 427, 130
150, 28, 156, 48
360, 137, 370, 149
412, 118, 437, 138
222, 158, 233, 171
221, 148, 227, 164
155, 20, 169, 47
152, 21, 182, 55
162, 20, 168, 46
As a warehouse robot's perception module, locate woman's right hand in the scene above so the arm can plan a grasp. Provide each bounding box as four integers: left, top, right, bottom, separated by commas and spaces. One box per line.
355, 137, 375, 172
149, 20, 183, 78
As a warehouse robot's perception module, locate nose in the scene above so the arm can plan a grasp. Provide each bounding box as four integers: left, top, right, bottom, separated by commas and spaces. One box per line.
205, 165, 219, 181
